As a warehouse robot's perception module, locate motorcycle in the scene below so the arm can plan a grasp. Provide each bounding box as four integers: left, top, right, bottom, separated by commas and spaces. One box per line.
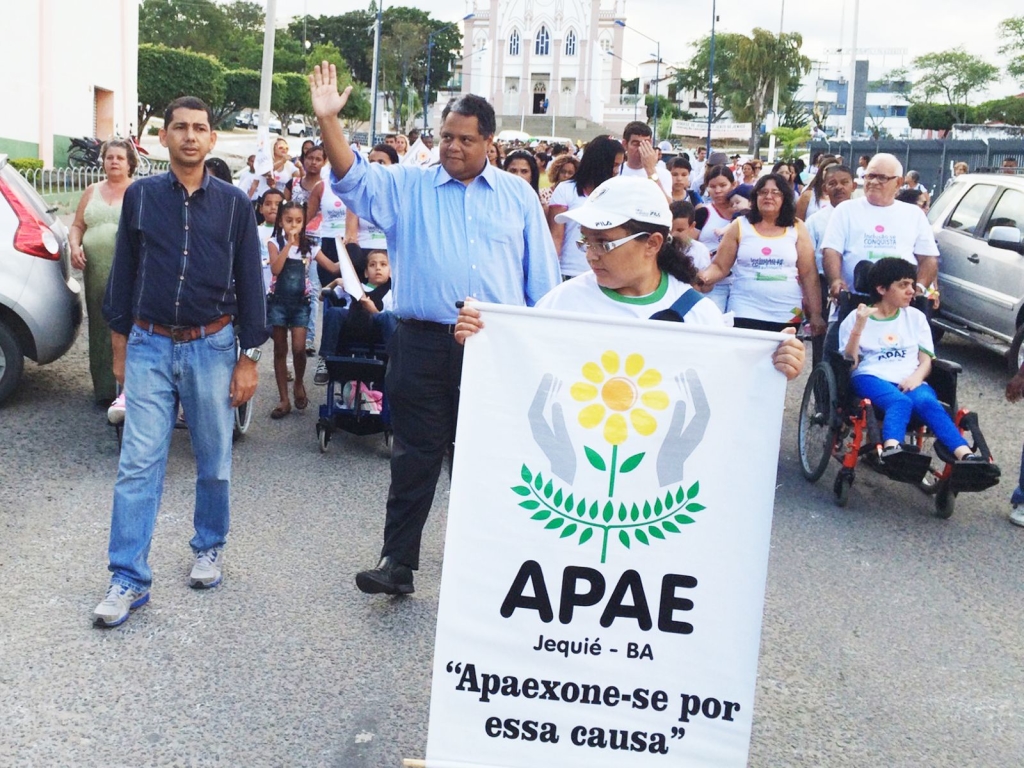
67, 135, 151, 175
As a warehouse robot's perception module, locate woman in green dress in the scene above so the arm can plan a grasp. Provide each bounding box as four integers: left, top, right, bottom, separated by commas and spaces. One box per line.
69, 138, 136, 405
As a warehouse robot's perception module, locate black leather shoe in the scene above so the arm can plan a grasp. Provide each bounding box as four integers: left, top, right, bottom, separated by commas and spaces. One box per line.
355, 557, 414, 595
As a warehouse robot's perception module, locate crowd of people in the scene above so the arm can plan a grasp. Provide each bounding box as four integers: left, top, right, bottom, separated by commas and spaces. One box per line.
82, 68, 1024, 628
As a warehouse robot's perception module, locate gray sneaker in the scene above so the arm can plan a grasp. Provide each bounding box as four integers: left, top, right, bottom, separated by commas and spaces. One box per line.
313, 357, 329, 385
189, 548, 223, 589
1010, 506, 1024, 527
93, 583, 149, 628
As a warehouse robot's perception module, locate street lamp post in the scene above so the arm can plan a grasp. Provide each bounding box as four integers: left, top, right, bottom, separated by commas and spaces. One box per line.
424, 14, 474, 132
614, 21, 661, 142
767, 0, 786, 163
706, 0, 717, 156
369, 3, 383, 146
605, 51, 641, 121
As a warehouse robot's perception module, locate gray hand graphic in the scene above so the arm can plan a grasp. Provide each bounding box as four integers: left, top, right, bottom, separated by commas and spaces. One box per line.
657, 369, 710, 487
528, 373, 576, 485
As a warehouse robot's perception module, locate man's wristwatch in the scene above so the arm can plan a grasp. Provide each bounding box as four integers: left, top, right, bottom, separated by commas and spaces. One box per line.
649, 173, 659, 181
240, 347, 262, 363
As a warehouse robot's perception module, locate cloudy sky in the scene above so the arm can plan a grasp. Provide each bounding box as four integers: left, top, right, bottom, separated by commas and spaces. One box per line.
273, 0, 1020, 98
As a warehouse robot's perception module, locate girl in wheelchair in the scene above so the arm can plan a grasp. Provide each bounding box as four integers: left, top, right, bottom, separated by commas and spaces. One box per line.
839, 258, 983, 464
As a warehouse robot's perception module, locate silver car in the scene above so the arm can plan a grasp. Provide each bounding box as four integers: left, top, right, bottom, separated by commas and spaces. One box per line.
0, 156, 82, 403
929, 170, 1024, 372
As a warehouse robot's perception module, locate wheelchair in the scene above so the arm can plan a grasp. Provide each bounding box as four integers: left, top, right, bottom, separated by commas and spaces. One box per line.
797, 266, 1000, 518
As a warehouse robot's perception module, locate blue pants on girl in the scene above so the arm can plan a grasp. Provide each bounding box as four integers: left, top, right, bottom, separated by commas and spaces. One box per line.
851, 375, 968, 453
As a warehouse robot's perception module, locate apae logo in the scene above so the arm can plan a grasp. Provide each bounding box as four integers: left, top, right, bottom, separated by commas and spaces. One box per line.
511, 351, 711, 563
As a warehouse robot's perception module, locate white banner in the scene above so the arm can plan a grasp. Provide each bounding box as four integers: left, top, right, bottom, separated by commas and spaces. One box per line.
670, 120, 752, 140
426, 305, 787, 768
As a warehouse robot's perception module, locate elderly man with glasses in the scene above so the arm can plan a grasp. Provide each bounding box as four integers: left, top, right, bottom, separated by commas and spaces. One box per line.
820, 153, 938, 303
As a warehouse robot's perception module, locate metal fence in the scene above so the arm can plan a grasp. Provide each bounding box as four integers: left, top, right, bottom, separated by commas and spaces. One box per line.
19, 161, 170, 194
808, 138, 1024, 196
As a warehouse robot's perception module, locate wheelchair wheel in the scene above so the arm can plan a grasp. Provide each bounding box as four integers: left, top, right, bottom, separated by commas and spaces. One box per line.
317, 422, 331, 453
833, 469, 853, 507
233, 396, 253, 442
799, 363, 839, 482
935, 482, 956, 519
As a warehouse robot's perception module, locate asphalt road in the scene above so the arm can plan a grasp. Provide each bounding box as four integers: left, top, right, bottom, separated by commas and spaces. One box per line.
2, 311, 1023, 767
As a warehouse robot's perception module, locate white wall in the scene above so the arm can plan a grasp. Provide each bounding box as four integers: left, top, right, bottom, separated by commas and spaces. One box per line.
0, 0, 138, 165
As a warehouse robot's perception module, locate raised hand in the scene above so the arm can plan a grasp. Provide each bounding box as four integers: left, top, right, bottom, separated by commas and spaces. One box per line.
308, 62, 352, 120
656, 370, 710, 487
528, 374, 576, 484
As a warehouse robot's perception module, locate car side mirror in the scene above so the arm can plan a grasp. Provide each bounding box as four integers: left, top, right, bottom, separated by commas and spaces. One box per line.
988, 225, 1024, 255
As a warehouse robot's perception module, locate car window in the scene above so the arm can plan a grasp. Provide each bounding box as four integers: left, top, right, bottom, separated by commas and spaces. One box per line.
982, 188, 1024, 238
928, 183, 961, 225
946, 184, 996, 236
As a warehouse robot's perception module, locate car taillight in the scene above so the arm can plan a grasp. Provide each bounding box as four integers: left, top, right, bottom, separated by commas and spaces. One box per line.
0, 177, 60, 260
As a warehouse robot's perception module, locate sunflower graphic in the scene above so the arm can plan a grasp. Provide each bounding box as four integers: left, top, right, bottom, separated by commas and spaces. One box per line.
880, 333, 901, 348
570, 351, 669, 495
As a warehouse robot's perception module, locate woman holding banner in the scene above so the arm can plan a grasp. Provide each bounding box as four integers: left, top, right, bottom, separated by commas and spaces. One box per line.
455, 175, 805, 381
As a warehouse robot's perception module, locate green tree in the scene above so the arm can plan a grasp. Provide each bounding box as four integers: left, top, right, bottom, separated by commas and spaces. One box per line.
977, 96, 1024, 125
770, 126, 811, 157
137, 43, 226, 136
645, 94, 679, 122
289, 10, 375, 84
998, 15, 1024, 85
673, 32, 747, 123
304, 44, 371, 122
906, 102, 974, 133
911, 48, 999, 123
208, 69, 261, 128
271, 72, 312, 129
139, 0, 230, 53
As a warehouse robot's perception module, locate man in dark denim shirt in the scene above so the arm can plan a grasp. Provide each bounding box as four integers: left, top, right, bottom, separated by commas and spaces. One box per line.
93, 96, 268, 628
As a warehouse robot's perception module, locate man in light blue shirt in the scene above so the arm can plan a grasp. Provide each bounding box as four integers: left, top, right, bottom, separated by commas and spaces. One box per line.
310, 62, 560, 595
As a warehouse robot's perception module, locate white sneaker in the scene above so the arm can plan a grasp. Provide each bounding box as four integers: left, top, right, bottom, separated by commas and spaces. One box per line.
107, 393, 126, 425
1010, 506, 1024, 527
93, 583, 149, 627
189, 548, 223, 589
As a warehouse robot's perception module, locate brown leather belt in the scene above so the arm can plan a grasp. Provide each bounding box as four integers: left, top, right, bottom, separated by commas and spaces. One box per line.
135, 314, 231, 343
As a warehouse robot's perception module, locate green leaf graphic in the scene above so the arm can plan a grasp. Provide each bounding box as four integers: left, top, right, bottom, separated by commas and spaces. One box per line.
620, 452, 645, 474
564, 493, 573, 512
545, 518, 564, 529
648, 525, 665, 539
630, 503, 640, 522
579, 528, 594, 545
617, 503, 628, 522
686, 503, 706, 513
674, 514, 695, 525
654, 498, 663, 515
687, 481, 700, 500
619, 530, 631, 549
530, 511, 551, 520
543, 479, 554, 499
643, 501, 652, 520
602, 502, 614, 523
511, 485, 531, 496
560, 523, 578, 538
553, 488, 563, 506
662, 521, 680, 534
675, 486, 685, 504
585, 446, 607, 472
521, 465, 532, 483
635, 529, 650, 546
589, 502, 599, 520
665, 490, 673, 508
534, 472, 544, 491
520, 500, 541, 510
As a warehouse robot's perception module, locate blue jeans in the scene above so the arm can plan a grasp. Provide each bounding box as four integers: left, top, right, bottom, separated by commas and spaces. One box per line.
851, 375, 968, 454
107, 323, 237, 591
1012, 446, 1024, 505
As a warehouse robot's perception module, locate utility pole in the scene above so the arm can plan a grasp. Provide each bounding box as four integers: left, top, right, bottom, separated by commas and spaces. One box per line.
843, 0, 860, 140
370, 3, 383, 145
766, 0, 786, 163
254, 0, 277, 174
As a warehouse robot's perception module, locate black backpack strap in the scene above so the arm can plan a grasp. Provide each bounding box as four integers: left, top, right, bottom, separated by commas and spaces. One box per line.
649, 288, 706, 323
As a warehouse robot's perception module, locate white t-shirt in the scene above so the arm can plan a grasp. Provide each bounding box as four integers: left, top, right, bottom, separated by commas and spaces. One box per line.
258, 223, 274, 293
838, 305, 934, 383
805, 205, 836, 274
536, 270, 727, 326
820, 197, 938, 289
237, 169, 260, 199
620, 162, 673, 196
548, 180, 590, 277
251, 160, 298, 200
697, 203, 734, 286
684, 238, 712, 272
728, 218, 802, 324
690, 159, 707, 190
357, 217, 388, 250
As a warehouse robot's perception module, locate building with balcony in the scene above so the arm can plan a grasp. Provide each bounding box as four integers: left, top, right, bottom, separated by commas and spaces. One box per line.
794, 60, 911, 139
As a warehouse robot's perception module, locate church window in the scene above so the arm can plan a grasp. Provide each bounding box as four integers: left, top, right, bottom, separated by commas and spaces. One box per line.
565, 29, 577, 56
509, 29, 521, 56
535, 25, 550, 56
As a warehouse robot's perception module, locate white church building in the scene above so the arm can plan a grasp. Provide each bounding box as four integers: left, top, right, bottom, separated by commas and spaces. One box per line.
459, 0, 633, 132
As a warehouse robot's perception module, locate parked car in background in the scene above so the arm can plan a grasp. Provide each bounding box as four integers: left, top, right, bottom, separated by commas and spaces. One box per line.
929, 170, 1024, 372
268, 117, 282, 134
286, 117, 311, 137
0, 156, 82, 404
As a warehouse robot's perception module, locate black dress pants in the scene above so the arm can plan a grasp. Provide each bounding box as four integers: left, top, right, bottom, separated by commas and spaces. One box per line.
380, 321, 464, 570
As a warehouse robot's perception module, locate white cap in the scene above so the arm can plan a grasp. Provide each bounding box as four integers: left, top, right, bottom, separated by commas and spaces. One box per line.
554, 175, 671, 230
657, 140, 672, 152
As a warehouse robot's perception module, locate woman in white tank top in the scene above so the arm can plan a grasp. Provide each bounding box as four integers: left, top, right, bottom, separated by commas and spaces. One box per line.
694, 165, 737, 312
697, 173, 825, 335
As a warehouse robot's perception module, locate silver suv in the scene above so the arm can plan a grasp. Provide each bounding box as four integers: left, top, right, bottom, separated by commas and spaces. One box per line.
929, 170, 1024, 372
0, 156, 82, 403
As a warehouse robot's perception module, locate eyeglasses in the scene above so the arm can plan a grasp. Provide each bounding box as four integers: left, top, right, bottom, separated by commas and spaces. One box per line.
576, 232, 649, 254
863, 173, 900, 183
756, 189, 783, 198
